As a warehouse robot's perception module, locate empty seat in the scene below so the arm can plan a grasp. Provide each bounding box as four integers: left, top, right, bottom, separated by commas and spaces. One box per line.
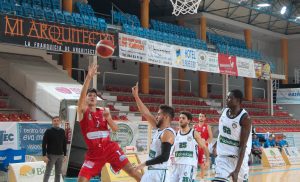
23, 3, 34, 18
44, 8, 55, 22
33, 5, 44, 20
72, 13, 84, 27
63, 11, 74, 25
54, 9, 65, 24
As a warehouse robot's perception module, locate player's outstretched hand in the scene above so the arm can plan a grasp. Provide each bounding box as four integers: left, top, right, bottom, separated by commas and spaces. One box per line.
87, 64, 98, 78
132, 82, 139, 97
229, 170, 238, 182
134, 162, 145, 171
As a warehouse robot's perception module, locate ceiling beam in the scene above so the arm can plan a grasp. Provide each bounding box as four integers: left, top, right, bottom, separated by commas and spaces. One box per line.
204, 0, 217, 11
201, 0, 206, 11
249, 13, 260, 24
231, 13, 260, 20
227, 5, 240, 18
247, 0, 254, 24
206, 5, 240, 13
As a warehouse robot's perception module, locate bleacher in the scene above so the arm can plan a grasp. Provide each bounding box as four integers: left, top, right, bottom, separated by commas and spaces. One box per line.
0, 89, 33, 122
103, 85, 300, 132
0, 0, 107, 31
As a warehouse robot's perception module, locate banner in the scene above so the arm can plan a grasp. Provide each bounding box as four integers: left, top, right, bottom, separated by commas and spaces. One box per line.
282, 147, 300, 165
110, 122, 150, 153
0, 122, 18, 150
40, 83, 83, 100
8, 161, 63, 182
18, 123, 52, 155
0, 15, 114, 55
261, 148, 286, 167
147, 40, 173, 66
236, 57, 255, 78
198, 51, 220, 73
254, 61, 271, 80
173, 46, 198, 71
276, 88, 300, 104
218, 54, 238, 76
119, 33, 147, 61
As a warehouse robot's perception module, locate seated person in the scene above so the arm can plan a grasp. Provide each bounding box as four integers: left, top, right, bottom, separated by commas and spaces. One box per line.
278, 135, 288, 149
264, 135, 277, 148
252, 134, 262, 159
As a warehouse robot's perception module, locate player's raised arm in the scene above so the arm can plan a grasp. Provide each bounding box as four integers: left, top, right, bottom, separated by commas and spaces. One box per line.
77, 64, 98, 121
132, 82, 157, 128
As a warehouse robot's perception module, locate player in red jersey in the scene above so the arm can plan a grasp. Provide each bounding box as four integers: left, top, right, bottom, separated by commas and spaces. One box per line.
194, 113, 213, 179
77, 64, 142, 182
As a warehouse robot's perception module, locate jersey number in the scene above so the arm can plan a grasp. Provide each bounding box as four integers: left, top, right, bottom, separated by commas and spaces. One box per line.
179, 142, 187, 148
223, 126, 231, 135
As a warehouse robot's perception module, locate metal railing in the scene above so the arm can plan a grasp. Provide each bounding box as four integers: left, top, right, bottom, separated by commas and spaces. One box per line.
102, 71, 192, 92
208, 82, 266, 99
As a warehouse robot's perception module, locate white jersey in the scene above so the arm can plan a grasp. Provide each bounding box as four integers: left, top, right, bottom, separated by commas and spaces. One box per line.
148, 127, 176, 169
217, 108, 252, 156
173, 129, 198, 167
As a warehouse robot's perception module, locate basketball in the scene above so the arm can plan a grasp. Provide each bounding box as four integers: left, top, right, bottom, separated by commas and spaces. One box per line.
96, 40, 115, 58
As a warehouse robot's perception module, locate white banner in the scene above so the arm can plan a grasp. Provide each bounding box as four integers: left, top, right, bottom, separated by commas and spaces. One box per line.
119, 33, 147, 61
110, 121, 150, 154
198, 50, 220, 73
172, 46, 198, 71
262, 148, 286, 167
282, 147, 300, 165
276, 88, 300, 104
8, 161, 63, 182
0, 122, 18, 150
236, 57, 255, 78
147, 40, 173, 67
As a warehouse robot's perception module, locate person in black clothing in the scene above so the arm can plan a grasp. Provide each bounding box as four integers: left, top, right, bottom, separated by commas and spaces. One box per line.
42, 116, 67, 182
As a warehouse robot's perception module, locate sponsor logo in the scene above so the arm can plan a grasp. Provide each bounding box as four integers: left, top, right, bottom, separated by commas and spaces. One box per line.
232, 123, 237, 129
110, 123, 133, 148
0, 130, 14, 145
119, 155, 127, 162
20, 165, 35, 176
187, 136, 192, 142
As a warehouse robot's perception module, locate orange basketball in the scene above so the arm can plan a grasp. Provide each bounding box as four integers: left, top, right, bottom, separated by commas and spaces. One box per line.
96, 40, 115, 58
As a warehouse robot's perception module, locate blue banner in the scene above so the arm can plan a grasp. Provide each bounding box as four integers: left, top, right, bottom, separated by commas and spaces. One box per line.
18, 123, 52, 155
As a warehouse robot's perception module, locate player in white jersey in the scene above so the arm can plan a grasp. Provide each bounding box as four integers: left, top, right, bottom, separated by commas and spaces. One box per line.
132, 83, 176, 182
212, 89, 252, 182
170, 111, 210, 182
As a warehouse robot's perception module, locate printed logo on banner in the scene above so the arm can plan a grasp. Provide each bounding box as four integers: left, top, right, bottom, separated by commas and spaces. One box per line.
110, 123, 134, 149
147, 40, 173, 66
198, 51, 220, 73
0, 123, 18, 150
218, 54, 238, 76
119, 33, 147, 61
173, 46, 198, 70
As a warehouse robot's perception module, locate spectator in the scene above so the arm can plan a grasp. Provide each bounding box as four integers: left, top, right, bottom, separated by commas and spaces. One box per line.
251, 134, 262, 159
279, 135, 289, 149
264, 135, 276, 148
42, 116, 67, 182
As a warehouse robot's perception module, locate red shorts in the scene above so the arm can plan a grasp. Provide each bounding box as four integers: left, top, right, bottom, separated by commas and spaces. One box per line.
198, 147, 205, 164
78, 142, 129, 180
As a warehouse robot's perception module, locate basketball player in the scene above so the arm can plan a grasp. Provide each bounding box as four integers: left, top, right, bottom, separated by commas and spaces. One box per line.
77, 64, 141, 182
170, 111, 210, 182
132, 83, 176, 182
212, 89, 252, 182
194, 113, 213, 178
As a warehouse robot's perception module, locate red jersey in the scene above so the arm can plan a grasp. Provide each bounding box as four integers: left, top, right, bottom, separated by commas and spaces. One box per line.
80, 108, 111, 150
194, 123, 209, 141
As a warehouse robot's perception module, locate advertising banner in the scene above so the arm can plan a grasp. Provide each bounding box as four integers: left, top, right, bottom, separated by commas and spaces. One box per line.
8, 161, 63, 182
0, 15, 114, 55
254, 61, 271, 80
18, 123, 52, 155
147, 40, 173, 66
236, 57, 255, 78
0, 122, 18, 150
173, 46, 198, 71
276, 88, 300, 104
119, 33, 147, 61
282, 147, 300, 165
198, 50, 220, 73
218, 54, 238, 76
262, 148, 286, 167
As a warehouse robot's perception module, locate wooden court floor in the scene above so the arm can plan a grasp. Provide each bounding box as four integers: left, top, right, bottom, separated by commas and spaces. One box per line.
196, 165, 300, 182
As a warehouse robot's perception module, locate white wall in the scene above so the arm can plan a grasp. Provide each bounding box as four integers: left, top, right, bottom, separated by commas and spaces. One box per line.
288, 39, 300, 83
